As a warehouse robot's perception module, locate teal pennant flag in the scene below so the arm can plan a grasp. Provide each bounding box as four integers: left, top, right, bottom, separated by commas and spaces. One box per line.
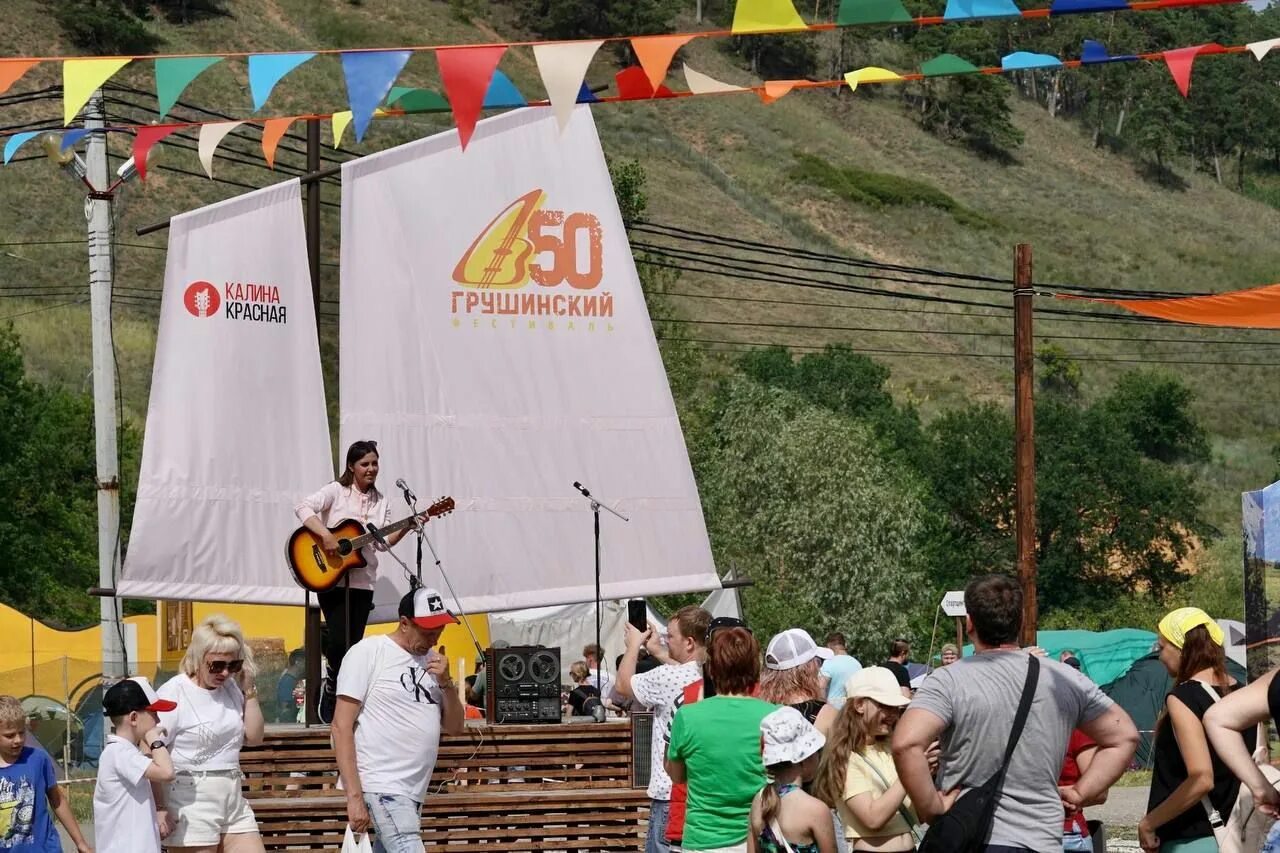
155, 57, 223, 119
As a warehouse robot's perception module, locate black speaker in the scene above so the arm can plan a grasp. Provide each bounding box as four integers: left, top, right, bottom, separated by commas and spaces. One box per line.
485, 646, 562, 724
631, 711, 654, 788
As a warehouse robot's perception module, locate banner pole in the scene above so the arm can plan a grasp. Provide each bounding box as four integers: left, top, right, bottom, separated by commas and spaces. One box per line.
303, 117, 324, 727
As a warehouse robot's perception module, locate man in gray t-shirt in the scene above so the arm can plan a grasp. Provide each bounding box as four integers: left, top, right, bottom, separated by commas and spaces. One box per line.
893, 575, 1138, 852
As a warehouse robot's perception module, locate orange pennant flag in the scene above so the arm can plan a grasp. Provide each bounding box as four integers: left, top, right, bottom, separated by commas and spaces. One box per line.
0, 60, 38, 96
631, 35, 696, 92
261, 118, 294, 169
1073, 282, 1280, 329
758, 80, 802, 104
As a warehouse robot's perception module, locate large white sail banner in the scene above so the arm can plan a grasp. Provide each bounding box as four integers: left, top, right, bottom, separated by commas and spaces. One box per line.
340, 106, 719, 616
121, 180, 332, 604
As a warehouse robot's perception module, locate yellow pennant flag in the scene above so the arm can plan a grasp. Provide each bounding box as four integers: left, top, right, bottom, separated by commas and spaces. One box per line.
63, 58, 131, 125
732, 0, 807, 34
844, 66, 903, 93
332, 110, 353, 148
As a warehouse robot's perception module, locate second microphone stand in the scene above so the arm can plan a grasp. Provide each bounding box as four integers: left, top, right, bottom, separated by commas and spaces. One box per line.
573, 481, 629, 696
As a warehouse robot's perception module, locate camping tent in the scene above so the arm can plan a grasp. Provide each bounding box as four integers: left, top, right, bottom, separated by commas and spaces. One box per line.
962, 628, 1159, 687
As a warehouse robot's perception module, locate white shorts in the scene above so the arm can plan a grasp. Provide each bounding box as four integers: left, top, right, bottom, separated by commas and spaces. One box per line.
163, 772, 259, 847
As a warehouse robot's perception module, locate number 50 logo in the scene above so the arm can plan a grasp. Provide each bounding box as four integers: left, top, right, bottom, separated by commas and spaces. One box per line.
452, 189, 604, 290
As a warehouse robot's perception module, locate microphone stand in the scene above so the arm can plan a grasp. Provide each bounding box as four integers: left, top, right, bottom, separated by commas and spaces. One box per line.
572, 482, 630, 698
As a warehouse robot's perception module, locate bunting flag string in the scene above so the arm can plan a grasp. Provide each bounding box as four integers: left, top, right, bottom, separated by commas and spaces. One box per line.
1059, 283, 1280, 329
2, 35, 1267, 177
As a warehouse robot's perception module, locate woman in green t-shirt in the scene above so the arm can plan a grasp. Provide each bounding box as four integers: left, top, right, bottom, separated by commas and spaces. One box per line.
667, 627, 776, 853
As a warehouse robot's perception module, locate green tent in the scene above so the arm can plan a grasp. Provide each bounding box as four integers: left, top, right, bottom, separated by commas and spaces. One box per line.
961, 628, 1159, 686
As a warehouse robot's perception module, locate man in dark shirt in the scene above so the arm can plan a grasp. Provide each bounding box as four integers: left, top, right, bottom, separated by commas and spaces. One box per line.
275, 648, 306, 723
884, 638, 912, 698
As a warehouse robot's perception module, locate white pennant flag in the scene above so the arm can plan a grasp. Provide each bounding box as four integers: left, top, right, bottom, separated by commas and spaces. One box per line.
533, 40, 604, 130
1247, 38, 1280, 61
683, 63, 745, 94
198, 120, 244, 179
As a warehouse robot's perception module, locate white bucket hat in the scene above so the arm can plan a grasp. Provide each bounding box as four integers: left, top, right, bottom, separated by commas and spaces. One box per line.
760, 706, 826, 766
765, 628, 834, 670
844, 666, 911, 707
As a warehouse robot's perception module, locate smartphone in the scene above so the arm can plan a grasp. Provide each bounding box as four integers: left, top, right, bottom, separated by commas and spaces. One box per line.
628, 599, 648, 633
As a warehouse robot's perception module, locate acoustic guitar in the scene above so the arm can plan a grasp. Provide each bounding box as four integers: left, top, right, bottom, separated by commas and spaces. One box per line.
286, 496, 455, 593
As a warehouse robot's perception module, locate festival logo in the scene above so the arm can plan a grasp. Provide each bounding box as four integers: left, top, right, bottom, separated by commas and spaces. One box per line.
182, 279, 288, 324
450, 189, 613, 324
183, 281, 221, 318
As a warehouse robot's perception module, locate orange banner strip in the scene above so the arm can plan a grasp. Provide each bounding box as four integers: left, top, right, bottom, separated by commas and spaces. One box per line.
1060, 283, 1280, 328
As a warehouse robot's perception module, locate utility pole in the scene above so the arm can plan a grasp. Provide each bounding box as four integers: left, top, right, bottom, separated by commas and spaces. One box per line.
1013, 244, 1037, 648
86, 89, 127, 682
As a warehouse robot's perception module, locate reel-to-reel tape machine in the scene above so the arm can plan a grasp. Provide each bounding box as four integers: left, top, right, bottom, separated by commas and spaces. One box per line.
483, 646, 562, 724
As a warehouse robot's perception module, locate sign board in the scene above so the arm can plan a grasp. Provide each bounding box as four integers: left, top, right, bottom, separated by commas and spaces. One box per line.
942, 590, 967, 617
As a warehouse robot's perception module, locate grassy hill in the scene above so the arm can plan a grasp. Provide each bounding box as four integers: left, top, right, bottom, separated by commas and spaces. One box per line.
3, 0, 1279, 592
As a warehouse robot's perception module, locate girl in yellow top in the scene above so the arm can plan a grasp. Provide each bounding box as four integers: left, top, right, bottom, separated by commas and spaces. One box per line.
814, 667, 927, 853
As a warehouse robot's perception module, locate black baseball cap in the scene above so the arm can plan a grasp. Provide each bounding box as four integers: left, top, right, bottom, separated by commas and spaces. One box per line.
103, 677, 176, 716
705, 616, 749, 643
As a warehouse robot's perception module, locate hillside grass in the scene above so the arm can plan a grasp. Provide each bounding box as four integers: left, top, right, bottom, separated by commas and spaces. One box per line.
2, 0, 1280, 582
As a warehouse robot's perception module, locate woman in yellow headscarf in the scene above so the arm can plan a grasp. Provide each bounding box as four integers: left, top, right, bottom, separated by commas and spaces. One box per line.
1138, 607, 1253, 853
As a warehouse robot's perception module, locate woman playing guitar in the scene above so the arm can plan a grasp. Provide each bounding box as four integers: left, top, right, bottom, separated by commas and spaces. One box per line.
294, 440, 411, 724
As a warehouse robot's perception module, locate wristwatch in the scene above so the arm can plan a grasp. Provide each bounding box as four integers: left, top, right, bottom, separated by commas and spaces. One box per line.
150, 741, 167, 751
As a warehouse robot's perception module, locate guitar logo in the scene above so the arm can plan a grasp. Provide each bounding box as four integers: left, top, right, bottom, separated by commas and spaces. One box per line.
452, 189, 545, 289
183, 281, 221, 318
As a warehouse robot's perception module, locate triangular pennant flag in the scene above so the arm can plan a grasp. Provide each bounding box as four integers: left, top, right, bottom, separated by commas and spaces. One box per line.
1050, 0, 1126, 12
132, 124, 181, 181
615, 65, 676, 100
63, 58, 131, 125
844, 66, 903, 92
921, 53, 980, 76
483, 69, 527, 108
758, 80, 802, 104
261, 117, 294, 168
577, 82, 599, 103
1001, 52, 1063, 70
0, 60, 39, 96
154, 57, 223, 119
59, 128, 91, 151
436, 45, 508, 149
532, 41, 603, 130
3, 131, 41, 165
632, 35, 696, 91
1163, 44, 1213, 97
732, 0, 808, 33
1080, 39, 1137, 64
943, 0, 1019, 19
837, 0, 912, 25
248, 52, 316, 112
198, 120, 243, 178
683, 64, 745, 94
1247, 38, 1280, 61
331, 111, 353, 148
387, 87, 449, 112
341, 50, 412, 142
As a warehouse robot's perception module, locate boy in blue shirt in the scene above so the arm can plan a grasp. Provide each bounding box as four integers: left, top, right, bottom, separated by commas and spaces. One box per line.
0, 695, 92, 852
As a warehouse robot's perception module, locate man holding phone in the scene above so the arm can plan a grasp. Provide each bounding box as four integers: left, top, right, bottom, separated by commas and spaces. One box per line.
332, 586, 465, 852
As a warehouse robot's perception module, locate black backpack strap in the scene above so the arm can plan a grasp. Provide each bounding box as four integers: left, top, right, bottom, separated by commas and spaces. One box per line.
996, 655, 1040, 784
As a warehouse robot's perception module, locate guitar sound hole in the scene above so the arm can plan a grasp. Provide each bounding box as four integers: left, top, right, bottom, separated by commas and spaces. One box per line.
337, 539, 352, 556
311, 545, 327, 574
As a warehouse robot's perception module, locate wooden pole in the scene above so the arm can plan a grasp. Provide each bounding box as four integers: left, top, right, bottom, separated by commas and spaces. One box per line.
955, 615, 964, 656
1014, 244, 1038, 648
303, 118, 323, 726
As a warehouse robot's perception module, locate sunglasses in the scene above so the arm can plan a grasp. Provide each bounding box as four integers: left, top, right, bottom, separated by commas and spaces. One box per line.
206, 659, 244, 675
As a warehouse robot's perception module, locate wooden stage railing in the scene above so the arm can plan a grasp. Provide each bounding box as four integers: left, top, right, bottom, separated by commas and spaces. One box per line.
240, 721, 649, 851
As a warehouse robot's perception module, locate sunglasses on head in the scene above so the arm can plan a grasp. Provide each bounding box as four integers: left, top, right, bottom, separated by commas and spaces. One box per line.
705, 618, 751, 643
206, 659, 244, 675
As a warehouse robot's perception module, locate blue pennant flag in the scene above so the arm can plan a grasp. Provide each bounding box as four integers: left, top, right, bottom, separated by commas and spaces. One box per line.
1052, 0, 1127, 12
482, 70, 527, 109
341, 50, 412, 141
60, 128, 91, 151
576, 82, 599, 103
1080, 39, 1139, 64
1001, 51, 1063, 70
944, 0, 1020, 20
3, 131, 40, 165
249, 52, 317, 111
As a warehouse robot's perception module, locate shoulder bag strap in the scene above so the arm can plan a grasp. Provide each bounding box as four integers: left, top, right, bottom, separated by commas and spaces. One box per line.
1193, 681, 1228, 833
853, 751, 923, 843
768, 816, 798, 853
995, 655, 1040, 788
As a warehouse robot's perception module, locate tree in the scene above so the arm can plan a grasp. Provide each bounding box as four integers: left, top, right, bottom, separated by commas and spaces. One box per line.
510, 0, 680, 45
1037, 344, 1082, 399
50, 0, 162, 55
692, 376, 929, 661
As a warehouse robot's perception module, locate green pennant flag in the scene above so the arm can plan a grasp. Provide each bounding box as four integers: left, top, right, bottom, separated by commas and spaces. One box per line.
837, 0, 912, 25
386, 86, 449, 113
155, 57, 223, 118
922, 53, 981, 76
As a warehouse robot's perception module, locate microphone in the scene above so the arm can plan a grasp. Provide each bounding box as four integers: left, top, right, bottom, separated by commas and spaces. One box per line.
366, 522, 391, 550
573, 481, 591, 498
395, 477, 417, 505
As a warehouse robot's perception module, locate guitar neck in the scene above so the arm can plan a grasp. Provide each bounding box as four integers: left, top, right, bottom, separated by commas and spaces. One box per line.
349, 513, 421, 550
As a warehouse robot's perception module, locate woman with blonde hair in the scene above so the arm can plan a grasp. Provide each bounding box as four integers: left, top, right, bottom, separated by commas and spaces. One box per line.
814, 668, 919, 852
154, 614, 266, 853
761, 630, 838, 737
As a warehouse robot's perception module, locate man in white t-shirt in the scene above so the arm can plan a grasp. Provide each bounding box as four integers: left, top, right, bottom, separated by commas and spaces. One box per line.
615, 605, 711, 853
333, 586, 466, 853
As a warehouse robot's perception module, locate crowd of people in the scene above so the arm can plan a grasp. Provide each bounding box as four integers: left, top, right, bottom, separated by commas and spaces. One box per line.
7, 567, 1280, 852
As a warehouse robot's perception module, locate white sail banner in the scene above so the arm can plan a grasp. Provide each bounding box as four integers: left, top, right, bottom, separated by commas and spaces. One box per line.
339, 106, 719, 618
120, 180, 332, 603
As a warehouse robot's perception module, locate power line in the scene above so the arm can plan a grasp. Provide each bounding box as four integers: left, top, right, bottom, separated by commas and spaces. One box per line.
0, 298, 88, 320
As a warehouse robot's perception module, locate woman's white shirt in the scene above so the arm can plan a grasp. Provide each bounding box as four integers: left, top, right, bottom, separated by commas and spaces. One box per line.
155, 674, 246, 771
